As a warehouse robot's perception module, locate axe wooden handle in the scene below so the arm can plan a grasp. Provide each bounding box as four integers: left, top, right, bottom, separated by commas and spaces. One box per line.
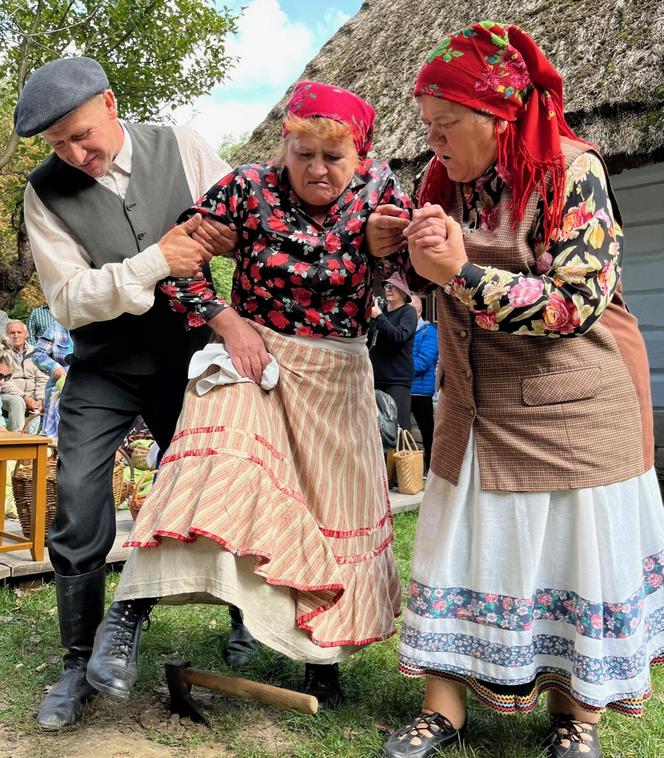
183, 667, 319, 715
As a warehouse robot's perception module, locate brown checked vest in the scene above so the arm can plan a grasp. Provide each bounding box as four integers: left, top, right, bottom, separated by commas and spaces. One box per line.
431, 138, 654, 492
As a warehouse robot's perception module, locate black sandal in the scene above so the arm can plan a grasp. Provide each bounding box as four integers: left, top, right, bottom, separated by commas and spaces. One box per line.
543, 714, 603, 757
382, 710, 466, 757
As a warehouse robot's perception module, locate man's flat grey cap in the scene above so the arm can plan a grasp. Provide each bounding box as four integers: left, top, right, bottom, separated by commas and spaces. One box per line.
14, 57, 109, 137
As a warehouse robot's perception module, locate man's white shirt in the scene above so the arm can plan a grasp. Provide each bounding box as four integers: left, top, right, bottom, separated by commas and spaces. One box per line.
24, 124, 230, 330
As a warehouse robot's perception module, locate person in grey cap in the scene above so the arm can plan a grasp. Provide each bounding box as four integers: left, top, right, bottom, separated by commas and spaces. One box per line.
16, 56, 258, 730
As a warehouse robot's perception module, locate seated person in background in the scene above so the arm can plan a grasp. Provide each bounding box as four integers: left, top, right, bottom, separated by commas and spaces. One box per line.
27, 302, 57, 347
3, 319, 46, 433
32, 321, 73, 442
0, 337, 14, 430
409, 295, 438, 470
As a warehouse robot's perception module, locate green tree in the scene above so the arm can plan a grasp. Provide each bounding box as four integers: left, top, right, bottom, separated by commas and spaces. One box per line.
0, 0, 239, 309
217, 131, 249, 164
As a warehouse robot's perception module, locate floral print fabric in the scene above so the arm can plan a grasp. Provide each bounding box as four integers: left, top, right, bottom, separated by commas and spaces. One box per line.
160, 160, 411, 338
408, 548, 664, 640
449, 152, 621, 336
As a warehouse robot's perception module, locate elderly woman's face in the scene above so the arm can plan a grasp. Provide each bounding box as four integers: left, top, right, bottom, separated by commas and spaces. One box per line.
284, 133, 357, 211
384, 283, 407, 307
418, 96, 500, 183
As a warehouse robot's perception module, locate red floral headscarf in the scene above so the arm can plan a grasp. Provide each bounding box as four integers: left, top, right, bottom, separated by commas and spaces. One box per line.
284, 81, 375, 158
414, 21, 588, 246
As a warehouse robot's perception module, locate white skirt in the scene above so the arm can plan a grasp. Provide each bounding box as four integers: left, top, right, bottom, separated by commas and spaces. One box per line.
399, 430, 664, 716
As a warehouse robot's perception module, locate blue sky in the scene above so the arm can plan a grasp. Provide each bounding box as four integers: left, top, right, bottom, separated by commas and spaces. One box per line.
173, 0, 364, 149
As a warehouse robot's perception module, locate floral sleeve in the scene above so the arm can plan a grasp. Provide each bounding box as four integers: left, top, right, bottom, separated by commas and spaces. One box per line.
159, 169, 248, 328
372, 170, 414, 281
449, 153, 622, 336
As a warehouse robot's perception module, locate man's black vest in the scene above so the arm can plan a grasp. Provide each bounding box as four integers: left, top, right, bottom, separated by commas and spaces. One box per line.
29, 123, 209, 374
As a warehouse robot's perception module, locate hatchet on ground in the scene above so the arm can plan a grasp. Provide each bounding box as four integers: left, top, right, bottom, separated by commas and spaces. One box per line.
165, 660, 319, 725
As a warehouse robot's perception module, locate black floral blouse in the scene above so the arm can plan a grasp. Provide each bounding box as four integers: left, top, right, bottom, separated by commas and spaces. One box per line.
446, 152, 623, 336
160, 160, 411, 338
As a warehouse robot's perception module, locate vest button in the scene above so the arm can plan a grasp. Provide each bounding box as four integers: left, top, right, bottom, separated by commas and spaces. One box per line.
469, 407, 476, 418
126, 202, 136, 211
459, 330, 468, 338
137, 232, 146, 240
465, 369, 472, 380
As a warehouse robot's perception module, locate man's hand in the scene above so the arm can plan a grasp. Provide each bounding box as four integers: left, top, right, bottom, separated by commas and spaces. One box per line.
366, 204, 410, 258
159, 214, 212, 277
404, 205, 467, 286
208, 309, 270, 384
53, 366, 66, 381
192, 217, 238, 257
24, 396, 37, 412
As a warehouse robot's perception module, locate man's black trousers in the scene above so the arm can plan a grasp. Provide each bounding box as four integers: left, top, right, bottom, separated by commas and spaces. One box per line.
49, 359, 188, 575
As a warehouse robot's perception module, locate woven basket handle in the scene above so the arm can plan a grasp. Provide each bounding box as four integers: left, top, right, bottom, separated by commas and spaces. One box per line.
116, 445, 135, 482
130, 469, 154, 507
396, 428, 418, 453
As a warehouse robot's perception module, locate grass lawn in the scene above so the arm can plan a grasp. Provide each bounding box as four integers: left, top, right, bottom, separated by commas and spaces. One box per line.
0, 510, 663, 757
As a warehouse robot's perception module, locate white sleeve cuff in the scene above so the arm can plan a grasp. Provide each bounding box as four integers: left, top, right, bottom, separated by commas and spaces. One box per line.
126, 243, 170, 284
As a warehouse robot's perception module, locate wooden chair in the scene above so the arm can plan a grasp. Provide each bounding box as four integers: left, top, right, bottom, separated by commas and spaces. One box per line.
0, 432, 49, 562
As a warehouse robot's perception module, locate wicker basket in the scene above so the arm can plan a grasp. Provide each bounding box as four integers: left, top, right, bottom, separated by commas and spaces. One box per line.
129, 439, 153, 471
13, 446, 132, 542
12, 446, 58, 542
128, 470, 155, 521
114, 447, 134, 507
393, 428, 424, 495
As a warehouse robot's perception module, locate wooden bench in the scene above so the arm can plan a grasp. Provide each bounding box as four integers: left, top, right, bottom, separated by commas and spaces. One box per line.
0, 431, 49, 562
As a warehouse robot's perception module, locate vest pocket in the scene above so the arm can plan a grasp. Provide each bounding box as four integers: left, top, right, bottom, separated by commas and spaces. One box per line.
521, 367, 602, 406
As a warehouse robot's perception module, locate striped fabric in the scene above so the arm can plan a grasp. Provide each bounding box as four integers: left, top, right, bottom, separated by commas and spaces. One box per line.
124, 324, 401, 649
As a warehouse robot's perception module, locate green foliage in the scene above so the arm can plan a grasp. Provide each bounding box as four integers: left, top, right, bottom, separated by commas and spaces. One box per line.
218, 131, 250, 165
0, 0, 239, 124
210, 255, 235, 301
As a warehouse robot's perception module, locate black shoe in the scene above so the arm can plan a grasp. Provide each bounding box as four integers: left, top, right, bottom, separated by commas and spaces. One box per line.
543, 715, 603, 757
223, 605, 259, 669
86, 597, 157, 698
37, 567, 105, 730
382, 710, 466, 757
303, 663, 343, 709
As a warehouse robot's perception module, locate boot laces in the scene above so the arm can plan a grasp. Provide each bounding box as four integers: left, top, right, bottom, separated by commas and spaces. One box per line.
551, 715, 586, 745
110, 601, 155, 659
405, 710, 456, 739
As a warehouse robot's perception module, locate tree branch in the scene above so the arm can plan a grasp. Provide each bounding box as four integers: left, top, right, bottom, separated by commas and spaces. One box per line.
0, 0, 43, 170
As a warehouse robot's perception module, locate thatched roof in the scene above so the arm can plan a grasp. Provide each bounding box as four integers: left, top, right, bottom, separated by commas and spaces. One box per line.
234, 0, 664, 186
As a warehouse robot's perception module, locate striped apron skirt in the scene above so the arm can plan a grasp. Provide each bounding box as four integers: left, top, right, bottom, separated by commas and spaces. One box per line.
116, 324, 401, 663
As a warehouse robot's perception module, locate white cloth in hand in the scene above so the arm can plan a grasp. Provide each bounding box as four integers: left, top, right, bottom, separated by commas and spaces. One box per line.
188, 341, 280, 395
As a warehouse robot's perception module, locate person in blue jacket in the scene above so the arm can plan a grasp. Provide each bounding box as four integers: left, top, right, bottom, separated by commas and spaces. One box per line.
410, 295, 438, 470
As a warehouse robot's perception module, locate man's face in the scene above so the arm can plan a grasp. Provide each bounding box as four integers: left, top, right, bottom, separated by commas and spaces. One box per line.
7, 323, 27, 352
42, 91, 124, 178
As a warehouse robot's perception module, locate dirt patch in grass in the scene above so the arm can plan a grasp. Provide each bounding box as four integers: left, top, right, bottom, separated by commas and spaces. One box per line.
0, 689, 300, 758
0, 694, 237, 758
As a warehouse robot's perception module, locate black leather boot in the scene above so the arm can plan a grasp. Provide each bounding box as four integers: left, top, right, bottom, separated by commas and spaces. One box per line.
85, 597, 157, 698
223, 605, 259, 668
36, 567, 105, 730
303, 663, 343, 708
